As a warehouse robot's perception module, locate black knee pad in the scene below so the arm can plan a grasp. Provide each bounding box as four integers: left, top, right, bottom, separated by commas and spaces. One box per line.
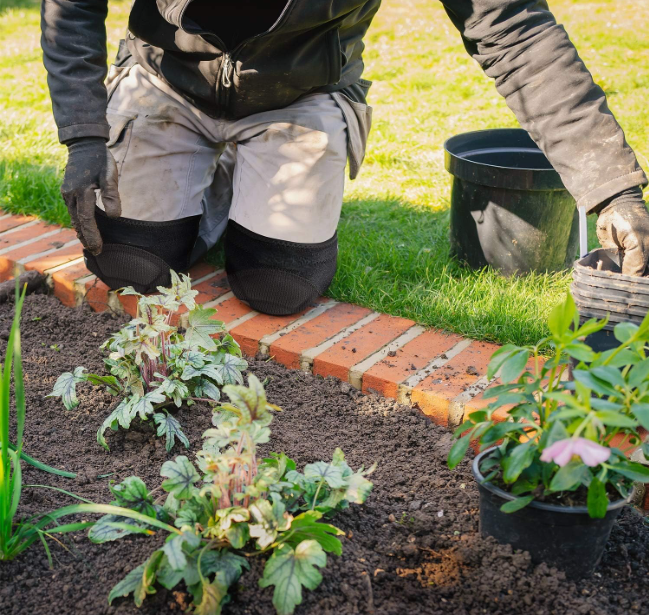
224, 220, 337, 316
84, 207, 200, 294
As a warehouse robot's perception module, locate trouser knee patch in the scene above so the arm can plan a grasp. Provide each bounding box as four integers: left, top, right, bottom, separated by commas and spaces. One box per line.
224, 220, 338, 316
84, 207, 200, 294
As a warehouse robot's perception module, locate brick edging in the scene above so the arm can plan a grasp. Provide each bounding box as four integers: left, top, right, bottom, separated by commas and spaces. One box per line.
2, 210, 647, 510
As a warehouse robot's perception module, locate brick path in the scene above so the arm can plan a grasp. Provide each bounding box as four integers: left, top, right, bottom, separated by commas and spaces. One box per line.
0, 209, 504, 432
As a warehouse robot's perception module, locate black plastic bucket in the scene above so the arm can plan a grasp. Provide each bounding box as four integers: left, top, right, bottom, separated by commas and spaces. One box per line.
572, 248, 649, 352
473, 449, 629, 578
444, 129, 579, 275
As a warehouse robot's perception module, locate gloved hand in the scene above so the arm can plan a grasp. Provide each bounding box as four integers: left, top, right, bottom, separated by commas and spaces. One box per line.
61, 137, 121, 255
596, 187, 649, 276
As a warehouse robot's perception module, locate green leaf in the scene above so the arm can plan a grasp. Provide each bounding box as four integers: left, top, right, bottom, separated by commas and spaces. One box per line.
185, 306, 223, 351
500, 349, 530, 384
590, 366, 626, 390
132, 390, 167, 420
97, 398, 134, 451
631, 403, 649, 431
85, 373, 122, 395
502, 441, 535, 484
88, 514, 154, 543
47, 366, 87, 410
303, 461, 346, 488
548, 293, 578, 338
612, 461, 649, 482
564, 342, 596, 363
154, 412, 190, 452
281, 511, 344, 556
487, 345, 519, 380
628, 358, 649, 388
249, 499, 292, 548
500, 495, 534, 513
201, 550, 249, 586
594, 411, 637, 428
108, 563, 146, 604
162, 531, 201, 571
194, 378, 221, 402
214, 354, 248, 386
156, 555, 184, 590
587, 477, 609, 519
447, 433, 471, 470
572, 370, 618, 397
549, 460, 590, 492
614, 321, 638, 343
259, 540, 327, 615
110, 476, 156, 516
161, 456, 200, 499
134, 550, 164, 607
480, 422, 526, 447
226, 523, 250, 549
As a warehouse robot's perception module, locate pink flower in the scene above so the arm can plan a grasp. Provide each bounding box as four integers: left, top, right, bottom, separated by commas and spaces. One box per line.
540, 438, 611, 467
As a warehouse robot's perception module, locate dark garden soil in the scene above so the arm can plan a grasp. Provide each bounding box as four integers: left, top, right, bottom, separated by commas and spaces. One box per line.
1, 294, 649, 615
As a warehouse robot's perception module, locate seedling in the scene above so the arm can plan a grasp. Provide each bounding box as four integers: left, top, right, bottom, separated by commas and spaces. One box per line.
49, 273, 247, 451
1, 283, 171, 563
90, 375, 375, 615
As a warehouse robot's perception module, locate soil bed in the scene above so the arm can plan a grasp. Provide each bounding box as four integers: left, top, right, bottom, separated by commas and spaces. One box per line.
1, 294, 649, 615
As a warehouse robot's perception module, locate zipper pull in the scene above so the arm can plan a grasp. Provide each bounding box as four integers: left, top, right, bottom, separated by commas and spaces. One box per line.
222, 53, 233, 88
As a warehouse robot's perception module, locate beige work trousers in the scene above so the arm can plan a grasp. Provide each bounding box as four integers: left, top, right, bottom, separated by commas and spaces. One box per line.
101, 64, 372, 257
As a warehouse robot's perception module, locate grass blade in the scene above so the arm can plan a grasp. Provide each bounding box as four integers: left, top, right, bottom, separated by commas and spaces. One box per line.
7, 449, 21, 521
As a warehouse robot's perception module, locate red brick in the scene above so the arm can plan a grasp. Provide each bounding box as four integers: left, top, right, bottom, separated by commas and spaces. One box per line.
84, 278, 110, 313
230, 307, 313, 358
194, 272, 230, 303
0, 221, 60, 252
410, 340, 499, 426
24, 242, 83, 275
312, 312, 412, 382
0, 230, 78, 279
643, 489, 649, 512
0, 214, 35, 233
361, 329, 464, 398
118, 293, 139, 317
270, 303, 371, 370
187, 260, 218, 281
52, 261, 92, 307
212, 296, 254, 326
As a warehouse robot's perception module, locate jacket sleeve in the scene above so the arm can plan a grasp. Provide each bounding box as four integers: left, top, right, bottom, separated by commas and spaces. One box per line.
441, 0, 647, 211
41, 0, 110, 144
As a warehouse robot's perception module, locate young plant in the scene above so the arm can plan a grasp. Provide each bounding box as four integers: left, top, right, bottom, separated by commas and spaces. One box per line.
448, 291, 649, 518
1, 283, 173, 562
90, 375, 375, 615
49, 272, 248, 451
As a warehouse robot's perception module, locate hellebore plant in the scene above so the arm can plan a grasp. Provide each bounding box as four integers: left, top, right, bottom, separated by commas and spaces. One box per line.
448, 291, 649, 518
49, 272, 247, 451
89, 375, 375, 615
1, 283, 175, 563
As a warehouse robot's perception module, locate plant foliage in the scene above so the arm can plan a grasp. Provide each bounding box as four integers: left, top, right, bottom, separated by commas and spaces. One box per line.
49, 272, 247, 451
448, 291, 649, 518
91, 375, 375, 614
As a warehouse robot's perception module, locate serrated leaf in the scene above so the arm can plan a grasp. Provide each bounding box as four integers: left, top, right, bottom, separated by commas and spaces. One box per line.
157, 555, 184, 590
214, 354, 247, 386
303, 462, 346, 489
162, 531, 201, 571
201, 550, 249, 585
281, 511, 344, 555
226, 523, 250, 549
157, 378, 190, 407
97, 398, 133, 451
186, 306, 223, 351
48, 366, 87, 410
194, 377, 221, 402
110, 476, 156, 516
131, 390, 167, 420
154, 412, 190, 452
219, 333, 242, 357
259, 540, 327, 615
342, 467, 375, 505
161, 456, 200, 499
249, 499, 292, 548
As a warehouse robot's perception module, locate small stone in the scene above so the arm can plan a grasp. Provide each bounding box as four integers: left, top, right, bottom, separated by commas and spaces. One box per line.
387, 350, 397, 357
388, 514, 396, 523
409, 500, 422, 511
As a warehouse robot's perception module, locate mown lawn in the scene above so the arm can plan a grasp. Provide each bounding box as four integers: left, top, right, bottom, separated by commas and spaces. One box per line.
1, 0, 647, 346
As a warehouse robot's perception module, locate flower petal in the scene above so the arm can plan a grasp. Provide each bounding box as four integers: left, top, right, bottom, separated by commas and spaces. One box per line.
573, 438, 610, 467
541, 439, 575, 467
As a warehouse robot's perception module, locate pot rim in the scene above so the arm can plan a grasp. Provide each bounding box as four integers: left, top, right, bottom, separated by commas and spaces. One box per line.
472, 448, 631, 514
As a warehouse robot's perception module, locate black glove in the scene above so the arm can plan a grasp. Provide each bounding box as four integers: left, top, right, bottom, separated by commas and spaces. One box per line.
596, 187, 649, 276
61, 137, 121, 255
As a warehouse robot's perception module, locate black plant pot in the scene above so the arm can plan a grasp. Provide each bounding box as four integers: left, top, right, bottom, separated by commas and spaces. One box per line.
472, 449, 630, 578
444, 129, 579, 275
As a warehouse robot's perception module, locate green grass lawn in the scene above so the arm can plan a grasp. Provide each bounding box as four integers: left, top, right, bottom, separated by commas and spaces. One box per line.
1, 0, 648, 346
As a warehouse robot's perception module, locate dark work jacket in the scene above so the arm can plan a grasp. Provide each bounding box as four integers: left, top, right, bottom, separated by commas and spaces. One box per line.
41, 0, 647, 210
